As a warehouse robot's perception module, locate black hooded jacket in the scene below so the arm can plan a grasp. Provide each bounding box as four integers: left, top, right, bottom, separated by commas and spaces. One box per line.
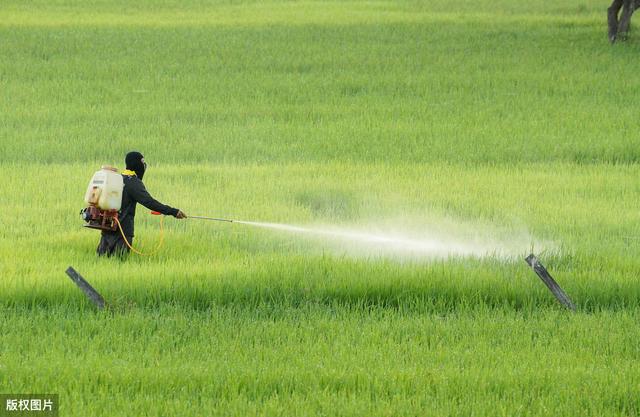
114, 173, 179, 238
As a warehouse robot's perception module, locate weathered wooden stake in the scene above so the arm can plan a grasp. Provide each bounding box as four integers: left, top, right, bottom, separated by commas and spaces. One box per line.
65, 267, 106, 310
525, 254, 576, 312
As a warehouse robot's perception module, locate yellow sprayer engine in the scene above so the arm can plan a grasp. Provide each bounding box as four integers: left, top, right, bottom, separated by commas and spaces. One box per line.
80, 166, 124, 231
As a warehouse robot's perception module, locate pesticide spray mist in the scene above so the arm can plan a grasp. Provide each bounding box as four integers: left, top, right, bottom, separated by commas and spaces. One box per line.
232, 220, 548, 260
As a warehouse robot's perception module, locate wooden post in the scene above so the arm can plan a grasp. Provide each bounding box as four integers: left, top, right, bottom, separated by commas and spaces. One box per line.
65, 267, 106, 310
525, 254, 576, 311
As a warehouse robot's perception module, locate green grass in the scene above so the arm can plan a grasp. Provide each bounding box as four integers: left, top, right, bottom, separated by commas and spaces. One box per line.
2, 1, 640, 164
1, 1, 640, 416
5, 306, 640, 416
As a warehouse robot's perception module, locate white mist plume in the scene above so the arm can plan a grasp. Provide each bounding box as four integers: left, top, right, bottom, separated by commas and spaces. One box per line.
235, 220, 551, 260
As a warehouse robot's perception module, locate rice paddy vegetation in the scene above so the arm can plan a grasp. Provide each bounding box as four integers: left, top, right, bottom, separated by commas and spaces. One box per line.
1, 1, 640, 416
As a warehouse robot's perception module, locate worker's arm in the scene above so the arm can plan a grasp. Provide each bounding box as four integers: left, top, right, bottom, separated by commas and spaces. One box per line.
127, 177, 182, 217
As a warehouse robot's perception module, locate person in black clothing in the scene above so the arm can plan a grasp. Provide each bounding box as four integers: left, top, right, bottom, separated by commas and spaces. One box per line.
97, 151, 187, 257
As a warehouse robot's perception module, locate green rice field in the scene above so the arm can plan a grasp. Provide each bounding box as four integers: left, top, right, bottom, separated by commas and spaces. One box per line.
1, 1, 640, 416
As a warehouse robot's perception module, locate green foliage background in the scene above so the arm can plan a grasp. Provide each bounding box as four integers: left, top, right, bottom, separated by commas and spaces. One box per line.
1, 1, 639, 416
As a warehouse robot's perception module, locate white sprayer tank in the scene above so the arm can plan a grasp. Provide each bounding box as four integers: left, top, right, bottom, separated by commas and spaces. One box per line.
84, 166, 124, 211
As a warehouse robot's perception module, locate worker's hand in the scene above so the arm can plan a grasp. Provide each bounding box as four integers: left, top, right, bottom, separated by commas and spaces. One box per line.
175, 210, 187, 219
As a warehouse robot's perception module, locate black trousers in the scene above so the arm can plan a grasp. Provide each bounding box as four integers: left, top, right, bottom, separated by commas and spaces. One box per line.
97, 231, 133, 258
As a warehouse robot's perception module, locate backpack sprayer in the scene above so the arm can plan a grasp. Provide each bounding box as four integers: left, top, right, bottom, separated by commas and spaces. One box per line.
80, 166, 123, 232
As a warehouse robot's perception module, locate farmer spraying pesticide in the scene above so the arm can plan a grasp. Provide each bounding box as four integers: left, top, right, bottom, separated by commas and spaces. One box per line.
81, 151, 187, 257
81, 156, 535, 260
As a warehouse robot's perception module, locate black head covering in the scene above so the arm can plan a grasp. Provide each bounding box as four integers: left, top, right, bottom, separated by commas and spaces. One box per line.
125, 151, 146, 180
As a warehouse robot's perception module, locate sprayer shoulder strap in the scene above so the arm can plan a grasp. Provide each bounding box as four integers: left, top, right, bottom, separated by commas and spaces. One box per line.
118, 174, 136, 223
